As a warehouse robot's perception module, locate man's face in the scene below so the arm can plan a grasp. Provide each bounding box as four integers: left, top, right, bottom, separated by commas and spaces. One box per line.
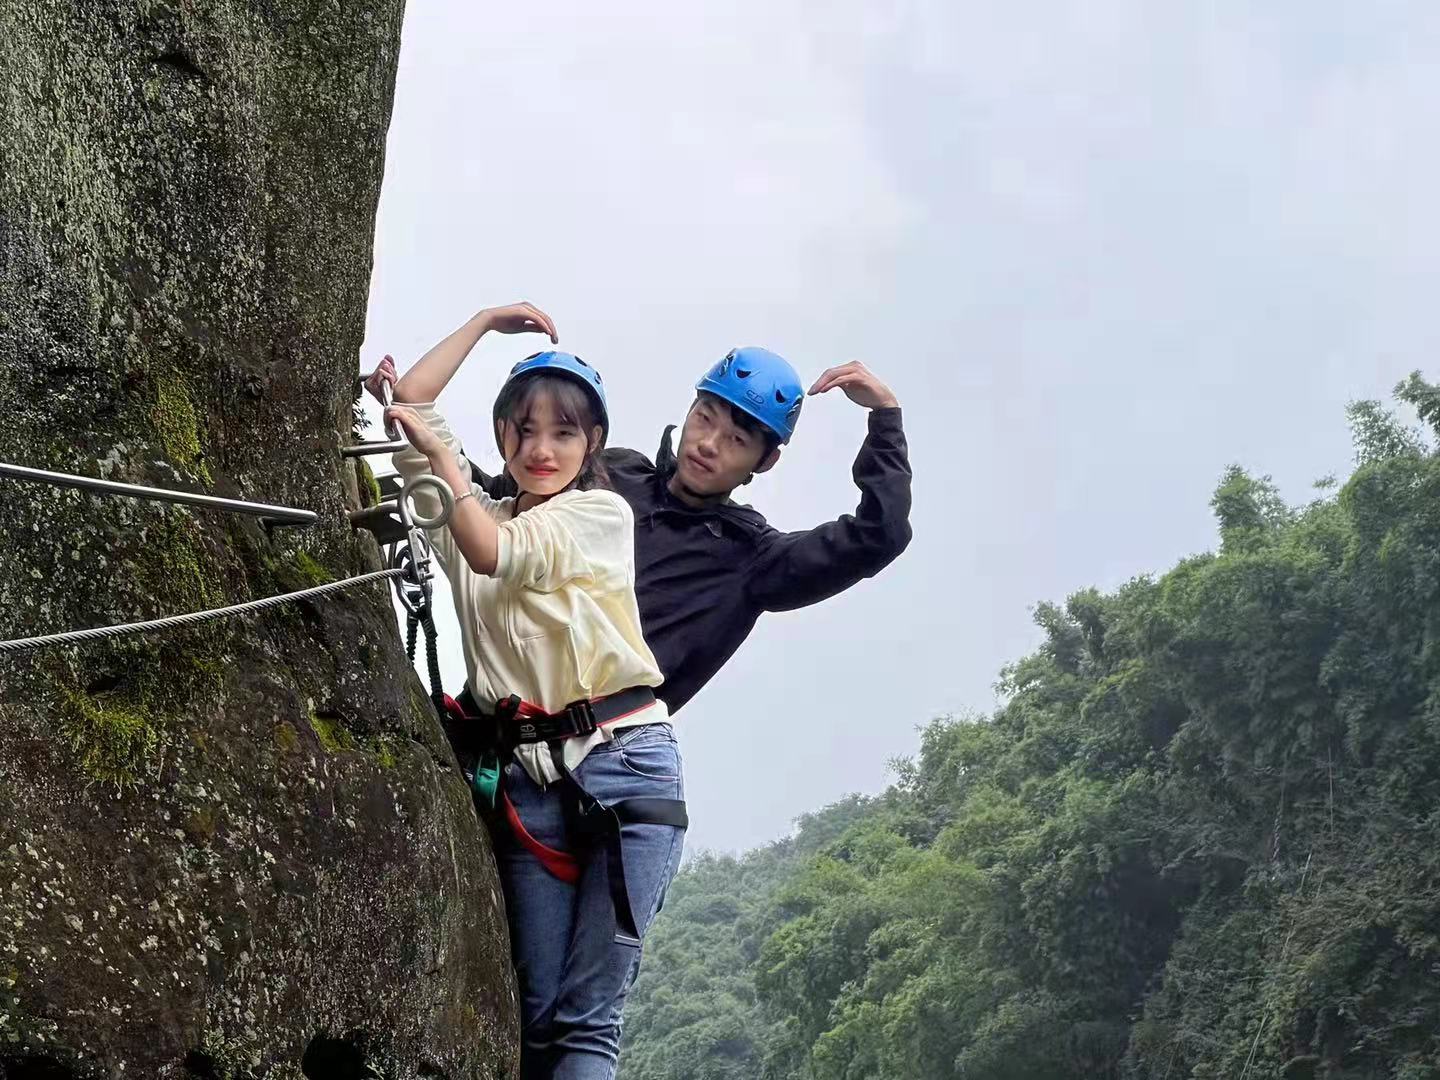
672, 394, 779, 496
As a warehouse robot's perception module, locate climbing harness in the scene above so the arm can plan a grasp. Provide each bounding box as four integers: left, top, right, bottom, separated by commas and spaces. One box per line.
464, 686, 689, 942
0, 372, 453, 653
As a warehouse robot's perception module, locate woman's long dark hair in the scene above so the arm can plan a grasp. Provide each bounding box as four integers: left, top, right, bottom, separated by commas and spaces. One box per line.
491, 372, 610, 494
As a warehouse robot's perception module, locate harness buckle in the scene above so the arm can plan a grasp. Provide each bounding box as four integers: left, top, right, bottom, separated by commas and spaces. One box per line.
562, 699, 598, 737
572, 792, 619, 836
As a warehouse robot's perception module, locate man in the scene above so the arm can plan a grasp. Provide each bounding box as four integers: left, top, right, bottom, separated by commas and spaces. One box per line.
367, 304, 912, 717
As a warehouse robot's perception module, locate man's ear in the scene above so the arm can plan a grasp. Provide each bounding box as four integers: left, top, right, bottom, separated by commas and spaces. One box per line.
754, 446, 782, 475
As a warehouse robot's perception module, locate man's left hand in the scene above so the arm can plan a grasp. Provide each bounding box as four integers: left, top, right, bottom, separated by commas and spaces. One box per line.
808, 361, 899, 410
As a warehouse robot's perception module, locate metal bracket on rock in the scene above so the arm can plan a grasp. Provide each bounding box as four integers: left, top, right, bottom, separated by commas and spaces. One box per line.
0, 460, 317, 527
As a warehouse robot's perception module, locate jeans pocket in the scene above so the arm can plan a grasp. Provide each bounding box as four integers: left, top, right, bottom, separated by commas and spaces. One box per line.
617, 728, 680, 783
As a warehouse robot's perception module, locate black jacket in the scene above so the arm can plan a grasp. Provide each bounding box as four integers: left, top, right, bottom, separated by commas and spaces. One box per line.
475, 408, 913, 713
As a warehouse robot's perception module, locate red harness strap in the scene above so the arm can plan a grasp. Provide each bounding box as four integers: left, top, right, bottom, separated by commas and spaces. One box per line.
501, 789, 581, 884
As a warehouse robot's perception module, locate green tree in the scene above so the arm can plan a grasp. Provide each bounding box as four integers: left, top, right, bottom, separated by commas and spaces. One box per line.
623, 377, 1440, 1079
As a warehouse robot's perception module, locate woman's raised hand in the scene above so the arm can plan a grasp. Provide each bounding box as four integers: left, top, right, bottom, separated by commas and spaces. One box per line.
362, 303, 558, 409
480, 302, 559, 344
363, 354, 399, 405
384, 404, 448, 460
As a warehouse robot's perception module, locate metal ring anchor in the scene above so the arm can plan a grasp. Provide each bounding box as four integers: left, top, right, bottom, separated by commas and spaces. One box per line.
399, 473, 455, 530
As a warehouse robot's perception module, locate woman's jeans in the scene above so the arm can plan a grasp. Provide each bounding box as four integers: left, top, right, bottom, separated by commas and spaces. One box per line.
496, 722, 686, 1080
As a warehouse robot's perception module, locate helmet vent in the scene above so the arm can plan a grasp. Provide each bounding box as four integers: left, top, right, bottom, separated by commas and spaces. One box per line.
736, 368, 753, 379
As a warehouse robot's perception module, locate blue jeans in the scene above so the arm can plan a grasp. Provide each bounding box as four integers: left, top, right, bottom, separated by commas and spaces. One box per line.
496, 723, 686, 1080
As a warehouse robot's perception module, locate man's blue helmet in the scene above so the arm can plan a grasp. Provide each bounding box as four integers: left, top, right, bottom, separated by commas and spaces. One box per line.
498, 350, 609, 437
695, 346, 804, 444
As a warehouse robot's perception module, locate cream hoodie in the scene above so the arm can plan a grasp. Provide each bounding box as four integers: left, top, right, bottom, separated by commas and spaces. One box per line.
392, 402, 666, 786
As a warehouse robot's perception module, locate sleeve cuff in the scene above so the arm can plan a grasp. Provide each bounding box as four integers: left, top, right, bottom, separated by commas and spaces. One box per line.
868, 406, 904, 433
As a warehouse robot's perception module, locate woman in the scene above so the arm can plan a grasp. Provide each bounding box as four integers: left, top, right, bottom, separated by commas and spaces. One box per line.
383, 301, 685, 1080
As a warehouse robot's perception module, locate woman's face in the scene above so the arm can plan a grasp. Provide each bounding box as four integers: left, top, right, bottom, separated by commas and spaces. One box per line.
497, 391, 598, 498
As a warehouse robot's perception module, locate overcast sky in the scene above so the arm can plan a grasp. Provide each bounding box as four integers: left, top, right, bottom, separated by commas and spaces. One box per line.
359, 1, 1440, 852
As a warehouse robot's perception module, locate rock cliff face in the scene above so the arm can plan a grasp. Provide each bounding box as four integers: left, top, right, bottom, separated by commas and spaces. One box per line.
0, 2, 518, 1076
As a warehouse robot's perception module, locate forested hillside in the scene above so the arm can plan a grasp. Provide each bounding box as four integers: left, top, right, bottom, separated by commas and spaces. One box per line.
622, 377, 1440, 1079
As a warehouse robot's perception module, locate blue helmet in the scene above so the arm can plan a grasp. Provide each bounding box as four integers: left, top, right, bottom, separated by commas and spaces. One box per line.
695, 346, 804, 444
497, 350, 609, 437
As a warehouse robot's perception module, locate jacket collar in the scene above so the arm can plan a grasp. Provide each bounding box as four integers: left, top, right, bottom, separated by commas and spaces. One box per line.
656, 425, 680, 477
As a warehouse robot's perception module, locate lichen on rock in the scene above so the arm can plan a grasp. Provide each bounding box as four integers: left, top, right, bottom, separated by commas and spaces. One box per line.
0, 1, 518, 1076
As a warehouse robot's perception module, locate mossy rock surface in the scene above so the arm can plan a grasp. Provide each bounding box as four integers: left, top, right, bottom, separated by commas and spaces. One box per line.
0, 2, 518, 1076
